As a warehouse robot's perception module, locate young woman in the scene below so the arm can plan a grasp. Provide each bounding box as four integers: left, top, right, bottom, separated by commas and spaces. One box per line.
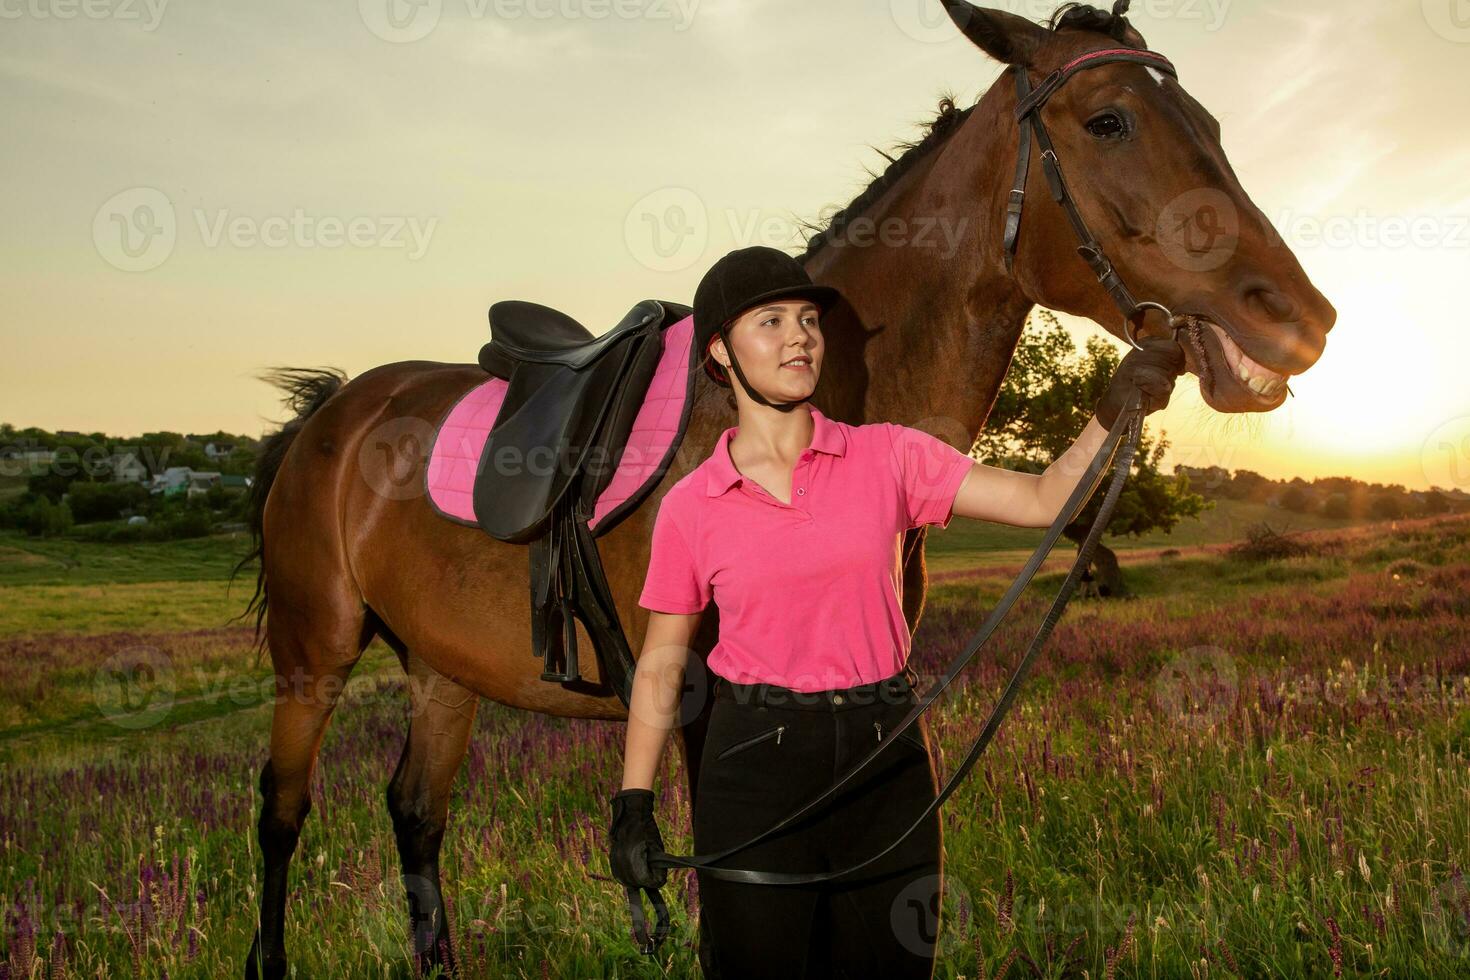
609, 245, 1184, 978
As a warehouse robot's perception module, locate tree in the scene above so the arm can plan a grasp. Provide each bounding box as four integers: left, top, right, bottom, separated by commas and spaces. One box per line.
1323, 493, 1350, 520
973, 310, 1210, 597
1423, 490, 1450, 515
23, 497, 73, 537
205, 482, 229, 510
67, 481, 149, 523
1280, 485, 1311, 513
1370, 494, 1404, 520
1229, 470, 1274, 503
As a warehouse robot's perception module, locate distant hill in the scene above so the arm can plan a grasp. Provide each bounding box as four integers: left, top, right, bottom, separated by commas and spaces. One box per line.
1172, 464, 1467, 523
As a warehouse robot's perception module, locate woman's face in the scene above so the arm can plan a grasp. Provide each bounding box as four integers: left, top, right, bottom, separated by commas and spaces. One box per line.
712, 298, 823, 404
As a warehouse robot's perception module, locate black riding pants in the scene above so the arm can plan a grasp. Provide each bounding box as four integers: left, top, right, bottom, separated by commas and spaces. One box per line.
692, 666, 943, 980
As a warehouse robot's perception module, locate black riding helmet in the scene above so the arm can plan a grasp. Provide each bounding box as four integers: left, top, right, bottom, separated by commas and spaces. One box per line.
692, 246, 844, 411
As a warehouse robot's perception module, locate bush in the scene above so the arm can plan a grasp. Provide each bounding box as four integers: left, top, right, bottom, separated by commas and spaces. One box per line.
1279, 485, 1311, 513
70, 509, 214, 543
66, 481, 150, 523
1227, 521, 1339, 562
22, 498, 73, 538
26, 469, 74, 503
171, 509, 212, 538
0, 495, 32, 530
1370, 494, 1404, 520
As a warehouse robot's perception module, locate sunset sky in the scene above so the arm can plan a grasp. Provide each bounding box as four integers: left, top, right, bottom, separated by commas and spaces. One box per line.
3, 0, 1467, 492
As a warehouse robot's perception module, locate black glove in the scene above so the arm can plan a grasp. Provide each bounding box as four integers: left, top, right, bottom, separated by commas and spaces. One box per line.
609, 788, 668, 890
1094, 336, 1187, 430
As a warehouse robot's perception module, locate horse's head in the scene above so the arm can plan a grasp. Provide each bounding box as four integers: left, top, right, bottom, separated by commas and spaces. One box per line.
943, 0, 1336, 413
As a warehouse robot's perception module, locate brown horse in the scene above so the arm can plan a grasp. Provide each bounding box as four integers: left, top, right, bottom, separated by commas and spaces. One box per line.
241, 3, 1335, 976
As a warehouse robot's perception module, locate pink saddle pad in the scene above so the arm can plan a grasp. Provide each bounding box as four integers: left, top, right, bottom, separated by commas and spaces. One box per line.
426, 313, 694, 533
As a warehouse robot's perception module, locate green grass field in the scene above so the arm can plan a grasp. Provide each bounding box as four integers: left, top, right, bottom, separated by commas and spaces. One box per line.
1, 509, 1467, 977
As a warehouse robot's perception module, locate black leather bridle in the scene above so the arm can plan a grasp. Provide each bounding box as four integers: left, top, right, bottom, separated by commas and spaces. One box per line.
622, 46, 1195, 954
1003, 46, 1180, 348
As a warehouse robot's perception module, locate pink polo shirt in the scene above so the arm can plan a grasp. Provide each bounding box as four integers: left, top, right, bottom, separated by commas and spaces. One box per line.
637, 407, 975, 692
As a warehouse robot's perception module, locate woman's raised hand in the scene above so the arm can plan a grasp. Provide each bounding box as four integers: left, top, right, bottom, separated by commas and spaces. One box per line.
1094, 336, 1188, 430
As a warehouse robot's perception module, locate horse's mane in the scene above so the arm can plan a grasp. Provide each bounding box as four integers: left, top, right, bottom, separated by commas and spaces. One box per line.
795, 2, 1142, 264
1046, 0, 1142, 40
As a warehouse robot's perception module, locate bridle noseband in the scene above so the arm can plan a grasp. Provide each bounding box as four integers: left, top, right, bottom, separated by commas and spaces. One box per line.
1002, 47, 1179, 349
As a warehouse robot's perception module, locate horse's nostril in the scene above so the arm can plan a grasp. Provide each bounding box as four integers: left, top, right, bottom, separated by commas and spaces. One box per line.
1243, 284, 1299, 323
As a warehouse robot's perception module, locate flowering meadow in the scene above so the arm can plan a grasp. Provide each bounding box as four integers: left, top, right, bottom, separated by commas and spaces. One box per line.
1, 512, 1468, 977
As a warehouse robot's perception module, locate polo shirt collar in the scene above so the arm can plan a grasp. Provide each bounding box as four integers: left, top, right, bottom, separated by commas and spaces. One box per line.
706, 406, 847, 497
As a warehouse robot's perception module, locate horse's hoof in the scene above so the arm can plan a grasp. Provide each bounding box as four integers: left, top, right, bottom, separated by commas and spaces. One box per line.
414, 936, 459, 979
244, 934, 288, 980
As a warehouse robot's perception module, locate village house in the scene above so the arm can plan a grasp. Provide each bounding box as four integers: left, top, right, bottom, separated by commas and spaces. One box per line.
187, 472, 223, 498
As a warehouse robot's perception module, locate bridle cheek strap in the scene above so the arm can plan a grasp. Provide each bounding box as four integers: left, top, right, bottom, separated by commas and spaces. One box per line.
1001, 48, 1179, 347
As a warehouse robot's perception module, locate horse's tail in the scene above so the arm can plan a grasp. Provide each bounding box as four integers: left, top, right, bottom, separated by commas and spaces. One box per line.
232, 367, 349, 666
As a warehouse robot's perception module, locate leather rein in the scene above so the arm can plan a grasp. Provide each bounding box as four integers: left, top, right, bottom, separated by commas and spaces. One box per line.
623, 46, 1190, 954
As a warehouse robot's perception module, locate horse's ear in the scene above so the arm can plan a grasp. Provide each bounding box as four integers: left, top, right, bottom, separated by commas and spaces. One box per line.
940, 0, 1047, 66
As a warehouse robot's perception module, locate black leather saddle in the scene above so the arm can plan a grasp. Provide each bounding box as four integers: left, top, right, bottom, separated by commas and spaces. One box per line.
471, 298, 696, 704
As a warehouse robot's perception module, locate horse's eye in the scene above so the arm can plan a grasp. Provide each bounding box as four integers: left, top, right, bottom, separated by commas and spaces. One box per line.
1086, 112, 1127, 139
